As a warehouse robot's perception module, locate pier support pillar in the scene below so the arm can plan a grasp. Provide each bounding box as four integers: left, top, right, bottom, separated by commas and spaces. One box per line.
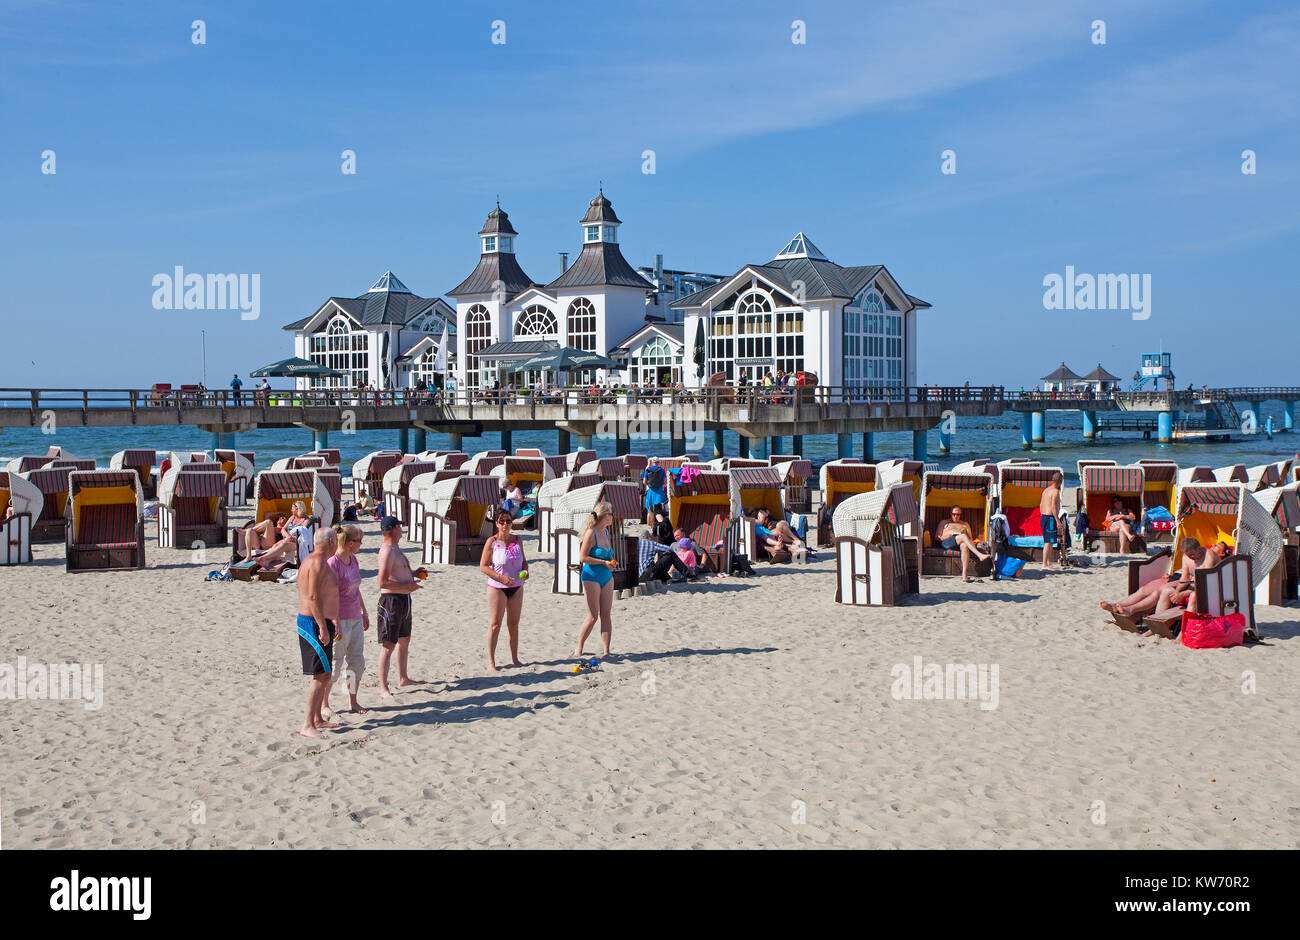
1158, 410, 1174, 444
792, 434, 804, 457
413, 428, 427, 454
396, 427, 410, 454
861, 432, 874, 461
212, 431, 235, 450
1082, 410, 1097, 441
938, 424, 951, 454
739, 436, 750, 458
313, 429, 328, 451
557, 429, 571, 454
1031, 411, 1045, 444
501, 429, 512, 453
911, 429, 928, 462
1021, 412, 1033, 450
577, 434, 593, 451
448, 432, 462, 452
769, 436, 782, 457
614, 435, 628, 457
837, 433, 853, 459
714, 429, 725, 458
1285, 401, 1294, 432
1250, 401, 1264, 432
750, 436, 769, 460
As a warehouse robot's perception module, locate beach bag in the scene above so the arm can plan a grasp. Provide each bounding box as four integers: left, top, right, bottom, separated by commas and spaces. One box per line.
1180, 611, 1246, 649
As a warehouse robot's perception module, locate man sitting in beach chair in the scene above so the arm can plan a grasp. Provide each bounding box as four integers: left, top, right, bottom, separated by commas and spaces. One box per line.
1105, 498, 1138, 553
934, 506, 991, 582
1099, 537, 1219, 623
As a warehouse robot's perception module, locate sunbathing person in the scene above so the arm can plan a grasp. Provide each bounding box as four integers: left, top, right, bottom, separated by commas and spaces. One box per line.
754, 508, 810, 555
935, 506, 990, 582
246, 511, 288, 551
1099, 537, 1220, 619
1105, 498, 1137, 552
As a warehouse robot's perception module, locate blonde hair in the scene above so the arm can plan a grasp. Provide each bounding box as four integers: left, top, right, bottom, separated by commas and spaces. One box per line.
334, 523, 363, 551
291, 500, 307, 516
580, 501, 613, 537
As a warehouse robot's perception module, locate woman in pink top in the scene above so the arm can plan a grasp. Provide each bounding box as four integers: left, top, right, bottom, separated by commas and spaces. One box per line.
326, 524, 370, 715
479, 509, 528, 671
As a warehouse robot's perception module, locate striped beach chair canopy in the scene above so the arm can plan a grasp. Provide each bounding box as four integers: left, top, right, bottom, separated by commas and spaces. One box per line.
289, 455, 328, 469
564, 450, 597, 472
1213, 464, 1248, 484
1000, 464, 1063, 490
169, 451, 211, 466
110, 449, 157, 472
921, 470, 994, 544
833, 482, 919, 543
383, 460, 438, 493
425, 474, 501, 522
351, 450, 403, 482
213, 449, 255, 480
1082, 464, 1144, 496
1274, 457, 1293, 484
729, 466, 785, 519
1174, 483, 1280, 587
577, 457, 624, 482
496, 456, 556, 488
0, 470, 44, 519
408, 468, 468, 506
819, 459, 876, 505
623, 454, 649, 476
656, 455, 699, 470
1136, 460, 1178, 482
158, 465, 226, 506
773, 458, 813, 485
877, 459, 923, 489
49, 458, 97, 472
305, 449, 340, 465
728, 458, 772, 469
7, 455, 52, 473
467, 452, 506, 475
1076, 459, 1117, 482
44, 446, 78, 460
254, 469, 333, 526
1245, 463, 1280, 491
1177, 465, 1216, 486
21, 465, 75, 520
667, 468, 730, 499
67, 469, 143, 547
997, 458, 1040, 466
435, 452, 469, 470
543, 454, 569, 477
1253, 483, 1300, 531
515, 448, 544, 458
598, 482, 643, 523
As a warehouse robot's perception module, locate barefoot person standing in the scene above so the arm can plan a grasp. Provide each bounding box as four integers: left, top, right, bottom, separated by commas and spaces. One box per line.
376, 516, 425, 698
297, 527, 339, 739
1039, 471, 1064, 571
573, 502, 617, 660
326, 524, 370, 716
480, 509, 528, 671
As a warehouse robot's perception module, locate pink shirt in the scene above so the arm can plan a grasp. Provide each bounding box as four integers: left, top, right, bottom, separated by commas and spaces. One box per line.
487, 538, 525, 588
327, 554, 363, 619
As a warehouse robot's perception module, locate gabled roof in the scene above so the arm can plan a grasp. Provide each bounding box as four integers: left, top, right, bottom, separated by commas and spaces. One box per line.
283, 274, 451, 330
609, 321, 685, 355
1082, 363, 1122, 382
546, 243, 655, 292
447, 251, 537, 300
671, 256, 928, 312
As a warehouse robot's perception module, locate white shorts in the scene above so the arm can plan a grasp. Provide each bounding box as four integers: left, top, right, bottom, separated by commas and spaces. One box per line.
331, 617, 365, 690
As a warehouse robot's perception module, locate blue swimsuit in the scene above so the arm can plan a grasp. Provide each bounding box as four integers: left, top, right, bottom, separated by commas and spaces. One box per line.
581, 533, 615, 587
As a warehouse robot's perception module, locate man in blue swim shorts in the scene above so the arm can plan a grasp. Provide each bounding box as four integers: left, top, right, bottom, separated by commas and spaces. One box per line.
296, 528, 339, 739
1038, 471, 1064, 571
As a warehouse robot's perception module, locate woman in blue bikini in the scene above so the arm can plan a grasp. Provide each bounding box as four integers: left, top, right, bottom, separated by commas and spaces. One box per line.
574, 501, 617, 659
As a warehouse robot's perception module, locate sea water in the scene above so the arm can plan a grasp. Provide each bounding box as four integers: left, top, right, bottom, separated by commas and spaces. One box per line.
1, 406, 1292, 490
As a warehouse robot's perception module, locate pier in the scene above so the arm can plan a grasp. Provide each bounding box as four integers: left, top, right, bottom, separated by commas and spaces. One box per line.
1, 385, 1294, 458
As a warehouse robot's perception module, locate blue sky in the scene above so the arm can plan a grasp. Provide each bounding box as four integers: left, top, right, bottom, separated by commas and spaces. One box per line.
2, 0, 1297, 389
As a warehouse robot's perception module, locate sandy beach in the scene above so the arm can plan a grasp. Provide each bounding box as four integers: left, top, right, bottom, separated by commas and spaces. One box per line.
3, 494, 1298, 850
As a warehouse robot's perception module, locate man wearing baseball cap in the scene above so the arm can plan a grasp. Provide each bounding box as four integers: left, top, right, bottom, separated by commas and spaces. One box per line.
376, 516, 426, 698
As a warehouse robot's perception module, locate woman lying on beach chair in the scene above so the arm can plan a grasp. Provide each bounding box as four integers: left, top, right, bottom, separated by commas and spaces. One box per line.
1104, 498, 1138, 553
753, 508, 811, 561
1099, 537, 1218, 623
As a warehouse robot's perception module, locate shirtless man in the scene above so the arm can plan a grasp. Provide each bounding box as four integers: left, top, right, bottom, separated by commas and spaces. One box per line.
1099, 537, 1220, 620
296, 527, 339, 739
1039, 471, 1064, 570
1105, 497, 1138, 553
936, 506, 990, 582
376, 516, 426, 698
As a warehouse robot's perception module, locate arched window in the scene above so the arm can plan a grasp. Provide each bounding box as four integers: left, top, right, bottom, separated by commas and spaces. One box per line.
631, 335, 680, 386
516, 306, 558, 340
308, 314, 368, 388
860, 290, 884, 313
567, 298, 596, 351
465, 304, 491, 389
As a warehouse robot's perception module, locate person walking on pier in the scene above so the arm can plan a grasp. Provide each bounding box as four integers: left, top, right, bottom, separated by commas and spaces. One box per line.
376, 516, 426, 698
230, 373, 242, 405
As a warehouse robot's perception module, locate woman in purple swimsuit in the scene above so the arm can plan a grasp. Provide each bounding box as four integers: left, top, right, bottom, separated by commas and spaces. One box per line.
480, 509, 529, 671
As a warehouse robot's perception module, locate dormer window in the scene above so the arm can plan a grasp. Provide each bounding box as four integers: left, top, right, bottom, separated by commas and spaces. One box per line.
498, 236, 512, 253
482, 236, 497, 253
602, 226, 617, 243
585, 225, 600, 243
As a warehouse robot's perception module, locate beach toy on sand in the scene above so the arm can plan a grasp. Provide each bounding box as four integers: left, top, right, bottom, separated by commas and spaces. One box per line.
589, 658, 598, 668
572, 665, 582, 674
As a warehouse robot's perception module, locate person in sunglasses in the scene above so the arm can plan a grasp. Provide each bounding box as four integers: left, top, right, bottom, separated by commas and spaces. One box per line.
935, 505, 990, 582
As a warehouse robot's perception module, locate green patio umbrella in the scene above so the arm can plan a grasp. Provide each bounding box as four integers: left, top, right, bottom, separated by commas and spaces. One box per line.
506, 347, 622, 373
249, 357, 344, 378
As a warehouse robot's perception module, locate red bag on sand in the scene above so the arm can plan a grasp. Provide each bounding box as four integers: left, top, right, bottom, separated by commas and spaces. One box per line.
1181, 611, 1246, 649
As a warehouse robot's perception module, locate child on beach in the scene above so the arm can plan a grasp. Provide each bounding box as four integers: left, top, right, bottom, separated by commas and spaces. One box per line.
674, 537, 698, 571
